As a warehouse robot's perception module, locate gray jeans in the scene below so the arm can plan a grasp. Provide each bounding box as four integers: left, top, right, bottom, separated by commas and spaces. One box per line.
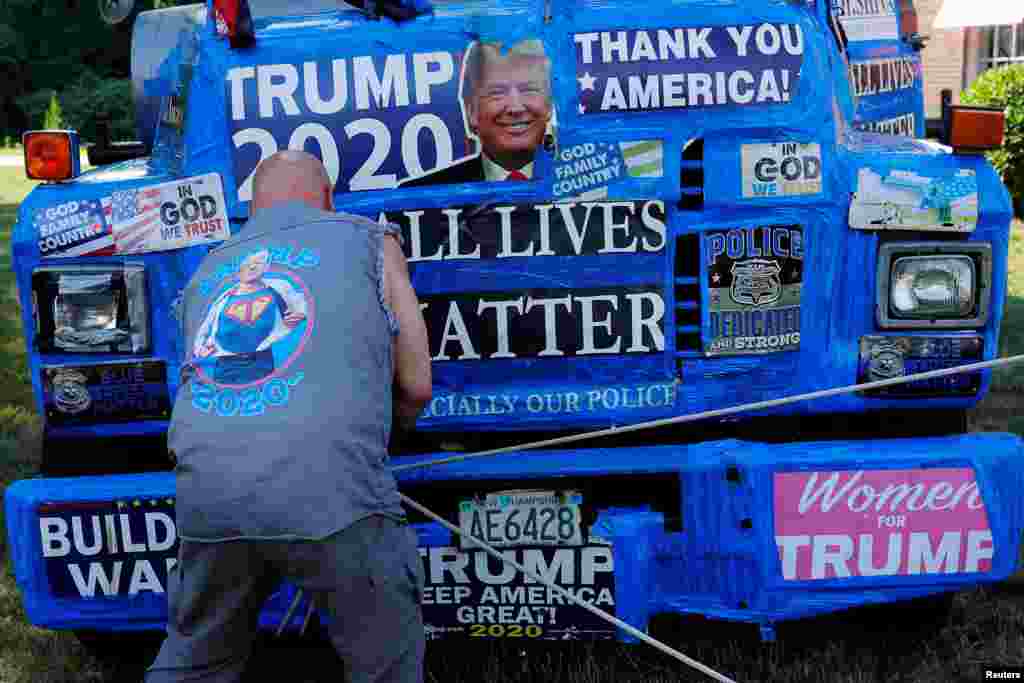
145, 515, 425, 683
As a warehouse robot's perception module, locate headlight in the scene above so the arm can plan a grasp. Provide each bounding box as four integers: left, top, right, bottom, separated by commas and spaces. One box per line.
32, 265, 150, 353
890, 256, 974, 318
877, 243, 991, 329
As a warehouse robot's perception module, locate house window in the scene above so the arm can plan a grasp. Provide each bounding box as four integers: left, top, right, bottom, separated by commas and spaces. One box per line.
985, 23, 1024, 69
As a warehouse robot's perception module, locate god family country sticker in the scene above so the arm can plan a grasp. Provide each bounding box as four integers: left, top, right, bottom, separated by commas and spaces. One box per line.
741, 142, 822, 198
35, 199, 115, 259
552, 141, 664, 199
849, 168, 978, 232
107, 174, 229, 254
774, 468, 993, 580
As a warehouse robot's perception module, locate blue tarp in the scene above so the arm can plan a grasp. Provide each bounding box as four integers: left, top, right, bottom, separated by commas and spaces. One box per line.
6, 433, 1023, 636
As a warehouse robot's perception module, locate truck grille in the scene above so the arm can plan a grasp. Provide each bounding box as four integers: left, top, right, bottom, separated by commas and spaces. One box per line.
675, 139, 704, 368
675, 234, 701, 360
678, 139, 704, 211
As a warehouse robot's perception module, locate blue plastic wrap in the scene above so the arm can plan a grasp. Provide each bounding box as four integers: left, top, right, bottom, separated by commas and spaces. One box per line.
6, 433, 1024, 635
5, 0, 1019, 640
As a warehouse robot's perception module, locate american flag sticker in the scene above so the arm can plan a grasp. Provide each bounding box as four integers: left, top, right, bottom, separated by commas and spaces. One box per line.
36, 199, 116, 259
108, 174, 229, 255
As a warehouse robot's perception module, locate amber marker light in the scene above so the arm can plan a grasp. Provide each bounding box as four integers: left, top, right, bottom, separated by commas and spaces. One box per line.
23, 131, 80, 182
943, 104, 1006, 155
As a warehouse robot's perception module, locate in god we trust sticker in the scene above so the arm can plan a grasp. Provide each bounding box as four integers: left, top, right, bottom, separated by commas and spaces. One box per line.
741, 142, 822, 198
108, 174, 229, 255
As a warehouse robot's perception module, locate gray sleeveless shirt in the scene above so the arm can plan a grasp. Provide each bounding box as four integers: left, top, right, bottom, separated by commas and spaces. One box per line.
170, 201, 405, 542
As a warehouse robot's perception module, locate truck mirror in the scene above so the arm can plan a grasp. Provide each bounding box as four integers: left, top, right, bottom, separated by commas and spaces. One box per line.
941, 89, 1006, 154
98, 0, 136, 25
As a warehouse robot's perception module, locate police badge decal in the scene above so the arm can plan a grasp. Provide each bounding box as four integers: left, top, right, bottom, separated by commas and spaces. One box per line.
706, 226, 803, 356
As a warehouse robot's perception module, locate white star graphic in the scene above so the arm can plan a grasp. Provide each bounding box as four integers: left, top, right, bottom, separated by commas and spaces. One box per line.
578, 72, 597, 91
578, 103, 586, 114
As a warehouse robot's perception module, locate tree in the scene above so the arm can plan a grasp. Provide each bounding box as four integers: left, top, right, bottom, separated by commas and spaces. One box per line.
0, 0, 134, 137
42, 91, 63, 130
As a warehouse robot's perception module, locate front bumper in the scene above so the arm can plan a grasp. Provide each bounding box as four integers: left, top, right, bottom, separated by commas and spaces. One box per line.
6, 432, 1023, 638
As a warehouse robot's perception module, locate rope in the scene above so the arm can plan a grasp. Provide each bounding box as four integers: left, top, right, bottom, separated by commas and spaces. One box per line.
278, 353, 1024, 681
392, 353, 1024, 473
399, 492, 737, 683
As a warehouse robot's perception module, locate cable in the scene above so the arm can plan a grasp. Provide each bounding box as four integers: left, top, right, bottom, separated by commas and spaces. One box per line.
399, 492, 737, 683
392, 353, 1024, 473
279, 353, 1024, 681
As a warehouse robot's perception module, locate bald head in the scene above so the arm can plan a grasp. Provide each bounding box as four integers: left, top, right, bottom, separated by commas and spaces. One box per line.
251, 151, 334, 213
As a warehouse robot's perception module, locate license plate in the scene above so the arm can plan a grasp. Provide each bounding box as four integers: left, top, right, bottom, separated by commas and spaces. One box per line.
458, 490, 583, 550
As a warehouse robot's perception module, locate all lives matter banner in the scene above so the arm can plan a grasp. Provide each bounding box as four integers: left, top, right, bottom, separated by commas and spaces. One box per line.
420, 544, 617, 640
574, 23, 804, 113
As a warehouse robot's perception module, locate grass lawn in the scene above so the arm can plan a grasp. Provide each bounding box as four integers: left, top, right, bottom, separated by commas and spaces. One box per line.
2, 162, 1024, 680
0, 168, 38, 425
992, 220, 1024, 391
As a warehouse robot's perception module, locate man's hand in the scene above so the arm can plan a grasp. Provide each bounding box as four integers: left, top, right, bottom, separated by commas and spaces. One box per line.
382, 233, 431, 431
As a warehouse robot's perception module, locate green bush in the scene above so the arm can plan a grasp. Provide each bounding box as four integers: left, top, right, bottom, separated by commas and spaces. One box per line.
962, 64, 1024, 217
42, 91, 63, 129
16, 71, 136, 143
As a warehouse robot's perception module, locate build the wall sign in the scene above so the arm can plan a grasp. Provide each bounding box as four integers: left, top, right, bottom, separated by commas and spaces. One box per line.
39, 500, 178, 599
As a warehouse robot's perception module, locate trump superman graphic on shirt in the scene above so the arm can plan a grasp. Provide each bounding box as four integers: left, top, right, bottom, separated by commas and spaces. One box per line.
192, 249, 309, 386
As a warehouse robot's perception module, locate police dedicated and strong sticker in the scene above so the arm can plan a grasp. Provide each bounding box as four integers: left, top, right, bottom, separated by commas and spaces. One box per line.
706, 225, 803, 356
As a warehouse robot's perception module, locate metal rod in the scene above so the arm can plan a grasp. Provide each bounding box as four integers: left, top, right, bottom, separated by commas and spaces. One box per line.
392, 353, 1024, 474
399, 492, 738, 683
276, 589, 304, 638
299, 597, 316, 637
276, 352, 1024, 679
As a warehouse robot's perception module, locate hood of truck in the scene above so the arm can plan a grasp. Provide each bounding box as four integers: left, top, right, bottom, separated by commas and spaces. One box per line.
8, 0, 1014, 439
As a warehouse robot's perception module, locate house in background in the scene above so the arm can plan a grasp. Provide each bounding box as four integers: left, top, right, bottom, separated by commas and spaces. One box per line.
914, 0, 1024, 121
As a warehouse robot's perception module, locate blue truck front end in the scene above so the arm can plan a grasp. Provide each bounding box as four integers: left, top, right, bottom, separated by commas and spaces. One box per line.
5, 0, 1022, 643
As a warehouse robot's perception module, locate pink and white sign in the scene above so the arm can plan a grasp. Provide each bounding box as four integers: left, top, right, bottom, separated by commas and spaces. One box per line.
773, 468, 993, 581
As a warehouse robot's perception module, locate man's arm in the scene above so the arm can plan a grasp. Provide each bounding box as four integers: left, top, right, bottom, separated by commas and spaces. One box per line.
383, 233, 432, 430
